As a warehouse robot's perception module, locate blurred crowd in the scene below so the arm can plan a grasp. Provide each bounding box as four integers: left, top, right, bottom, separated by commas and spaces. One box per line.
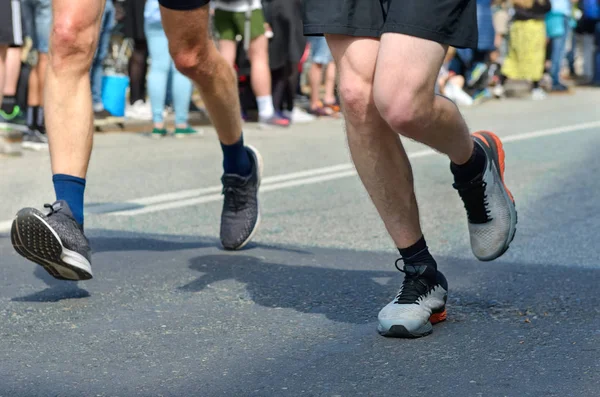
1, 0, 600, 149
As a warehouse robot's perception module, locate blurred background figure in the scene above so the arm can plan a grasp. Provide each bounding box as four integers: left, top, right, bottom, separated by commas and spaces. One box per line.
213, 0, 289, 127
21, 0, 51, 150
0, 0, 24, 118
91, 0, 116, 120
263, 0, 314, 123
548, 0, 577, 92
501, 0, 551, 100
306, 36, 339, 117
124, 0, 152, 120
144, 0, 198, 138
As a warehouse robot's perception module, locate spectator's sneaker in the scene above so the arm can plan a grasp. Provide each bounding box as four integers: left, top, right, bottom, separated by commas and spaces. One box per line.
22, 129, 49, 151
259, 114, 290, 128
453, 131, 517, 261
467, 62, 488, 87
551, 83, 570, 93
11, 201, 92, 281
125, 100, 152, 120
174, 126, 203, 138
0, 105, 26, 125
220, 145, 263, 250
378, 263, 448, 338
531, 88, 547, 101
151, 127, 168, 138
94, 109, 114, 120
283, 108, 316, 124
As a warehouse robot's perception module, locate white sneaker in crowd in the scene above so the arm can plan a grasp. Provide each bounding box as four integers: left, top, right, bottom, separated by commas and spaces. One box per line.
283, 108, 316, 123
125, 100, 152, 120
531, 88, 547, 101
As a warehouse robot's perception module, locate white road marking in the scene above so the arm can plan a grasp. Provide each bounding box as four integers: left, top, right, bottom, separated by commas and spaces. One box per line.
0, 120, 598, 231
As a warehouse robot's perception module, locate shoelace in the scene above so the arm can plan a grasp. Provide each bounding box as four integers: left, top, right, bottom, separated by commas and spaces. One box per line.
455, 179, 491, 224
44, 203, 61, 216
393, 256, 432, 305
222, 185, 249, 212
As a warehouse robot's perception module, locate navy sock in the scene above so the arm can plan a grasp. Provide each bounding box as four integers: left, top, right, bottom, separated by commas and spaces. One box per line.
398, 236, 437, 270
53, 174, 86, 226
220, 133, 252, 176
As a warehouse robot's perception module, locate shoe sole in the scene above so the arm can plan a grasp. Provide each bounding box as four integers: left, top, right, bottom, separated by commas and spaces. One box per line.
22, 141, 48, 151
378, 308, 447, 338
224, 144, 264, 251
473, 131, 518, 261
11, 209, 93, 281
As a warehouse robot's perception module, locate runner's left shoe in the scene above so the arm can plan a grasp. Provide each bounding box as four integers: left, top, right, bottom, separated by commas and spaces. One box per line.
453, 131, 517, 261
220, 145, 263, 250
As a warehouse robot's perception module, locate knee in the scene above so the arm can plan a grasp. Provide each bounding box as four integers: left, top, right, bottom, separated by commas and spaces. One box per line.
374, 85, 433, 140
50, 18, 97, 72
171, 44, 215, 81
337, 77, 374, 126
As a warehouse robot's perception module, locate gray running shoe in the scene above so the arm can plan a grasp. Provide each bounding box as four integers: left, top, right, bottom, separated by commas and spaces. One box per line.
378, 263, 448, 338
453, 131, 517, 261
220, 145, 263, 250
11, 201, 92, 280
22, 129, 48, 151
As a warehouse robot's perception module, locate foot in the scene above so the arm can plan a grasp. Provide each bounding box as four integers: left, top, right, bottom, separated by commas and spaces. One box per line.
378, 263, 448, 338
259, 114, 290, 127
453, 131, 517, 261
0, 106, 26, 125
11, 201, 92, 281
282, 108, 316, 124
531, 88, 547, 101
151, 127, 168, 138
220, 145, 263, 250
22, 129, 49, 151
174, 126, 203, 138
551, 83, 570, 93
94, 109, 114, 120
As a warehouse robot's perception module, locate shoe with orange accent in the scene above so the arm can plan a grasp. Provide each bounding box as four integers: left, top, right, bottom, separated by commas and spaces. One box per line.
454, 131, 517, 261
378, 264, 448, 338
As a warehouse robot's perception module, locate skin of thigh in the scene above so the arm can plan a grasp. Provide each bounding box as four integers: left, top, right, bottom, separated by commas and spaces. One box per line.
373, 33, 447, 137
325, 34, 424, 248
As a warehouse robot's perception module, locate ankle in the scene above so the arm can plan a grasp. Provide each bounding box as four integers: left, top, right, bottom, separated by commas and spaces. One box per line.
398, 236, 437, 269
451, 139, 486, 184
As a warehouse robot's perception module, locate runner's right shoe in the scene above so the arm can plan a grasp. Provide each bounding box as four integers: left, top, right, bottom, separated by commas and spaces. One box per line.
11, 201, 93, 281
378, 262, 448, 338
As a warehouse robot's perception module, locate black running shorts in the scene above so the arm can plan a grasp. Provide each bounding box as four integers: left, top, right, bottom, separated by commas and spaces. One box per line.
158, 0, 210, 11
0, 0, 24, 46
303, 0, 478, 49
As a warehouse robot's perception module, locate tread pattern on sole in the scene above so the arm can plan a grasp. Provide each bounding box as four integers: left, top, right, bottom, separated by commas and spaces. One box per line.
11, 211, 92, 281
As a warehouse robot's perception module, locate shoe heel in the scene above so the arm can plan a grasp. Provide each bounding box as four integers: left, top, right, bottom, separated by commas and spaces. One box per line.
429, 308, 447, 324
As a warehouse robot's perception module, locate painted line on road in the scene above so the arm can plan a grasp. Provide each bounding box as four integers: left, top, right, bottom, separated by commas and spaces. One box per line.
0, 120, 598, 230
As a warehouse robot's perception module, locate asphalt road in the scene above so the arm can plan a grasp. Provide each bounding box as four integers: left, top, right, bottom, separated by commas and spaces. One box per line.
1, 89, 599, 397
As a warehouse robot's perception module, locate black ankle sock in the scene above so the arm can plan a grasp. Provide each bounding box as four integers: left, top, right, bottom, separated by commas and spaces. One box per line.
36, 106, 45, 129
27, 106, 38, 129
450, 141, 486, 184
1, 96, 17, 113
398, 236, 437, 269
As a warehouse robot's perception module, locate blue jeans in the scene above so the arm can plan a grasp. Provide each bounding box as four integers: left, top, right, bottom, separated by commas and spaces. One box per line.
550, 15, 571, 86
21, 0, 52, 53
144, 21, 192, 125
91, 0, 115, 109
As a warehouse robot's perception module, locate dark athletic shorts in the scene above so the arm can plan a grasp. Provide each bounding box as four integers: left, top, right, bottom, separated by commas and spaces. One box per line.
303, 0, 478, 49
0, 0, 24, 46
159, 0, 210, 11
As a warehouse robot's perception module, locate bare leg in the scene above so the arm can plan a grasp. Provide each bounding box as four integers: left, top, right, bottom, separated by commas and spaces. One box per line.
0, 46, 7, 103
4, 47, 21, 96
308, 62, 323, 110
326, 35, 422, 248
324, 62, 337, 104
46, 0, 105, 177
160, 5, 241, 145
248, 34, 271, 97
27, 66, 39, 106
37, 54, 48, 106
218, 39, 237, 67
374, 34, 473, 165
